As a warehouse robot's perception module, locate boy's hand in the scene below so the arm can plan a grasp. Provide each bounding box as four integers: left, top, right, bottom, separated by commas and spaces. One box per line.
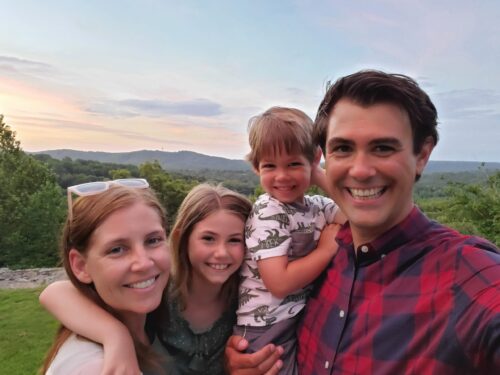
317, 223, 341, 257
225, 335, 283, 375
310, 162, 326, 189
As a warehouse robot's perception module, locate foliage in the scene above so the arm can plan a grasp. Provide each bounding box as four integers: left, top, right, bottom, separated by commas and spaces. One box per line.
0, 288, 59, 375
418, 172, 500, 246
33, 154, 140, 189
139, 161, 198, 225
0, 118, 66, 268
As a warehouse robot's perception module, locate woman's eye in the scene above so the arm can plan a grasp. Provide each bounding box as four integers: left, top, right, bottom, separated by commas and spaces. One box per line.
147, 236, 165, 246
108, 246, 125, 255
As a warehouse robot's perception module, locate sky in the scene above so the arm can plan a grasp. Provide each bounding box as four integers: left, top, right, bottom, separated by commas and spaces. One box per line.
1, 0, 499, 162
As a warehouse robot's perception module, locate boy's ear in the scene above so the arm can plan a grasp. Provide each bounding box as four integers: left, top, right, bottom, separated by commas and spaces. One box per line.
69, 249, 93, 284
252, 165, 260, 176
313, 146, 323, 166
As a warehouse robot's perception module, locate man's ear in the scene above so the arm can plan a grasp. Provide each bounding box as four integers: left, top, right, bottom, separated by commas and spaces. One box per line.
416, 137, 434, 176
68, 249, 92, 284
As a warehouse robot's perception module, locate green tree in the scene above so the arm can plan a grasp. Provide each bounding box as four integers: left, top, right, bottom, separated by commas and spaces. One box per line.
0, 116, 65, 268
139, 161, 197, 224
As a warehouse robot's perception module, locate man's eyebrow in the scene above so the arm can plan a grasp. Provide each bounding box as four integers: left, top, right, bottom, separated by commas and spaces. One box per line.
369, 138, 403, 147
326, 137, 353, 148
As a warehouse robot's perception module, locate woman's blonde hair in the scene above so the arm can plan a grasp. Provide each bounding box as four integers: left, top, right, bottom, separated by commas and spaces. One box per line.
41, 185, 168, 374
246, 106, 316, 169
169, 183, 252, 310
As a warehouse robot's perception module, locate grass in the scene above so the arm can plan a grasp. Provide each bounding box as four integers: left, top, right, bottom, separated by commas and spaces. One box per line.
0, 287, 59, 375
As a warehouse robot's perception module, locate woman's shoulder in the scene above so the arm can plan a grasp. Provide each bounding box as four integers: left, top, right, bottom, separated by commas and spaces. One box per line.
45, 334, 103, 375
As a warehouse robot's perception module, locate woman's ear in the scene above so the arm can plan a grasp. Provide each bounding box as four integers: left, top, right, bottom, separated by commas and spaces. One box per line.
69, 249, 92, 284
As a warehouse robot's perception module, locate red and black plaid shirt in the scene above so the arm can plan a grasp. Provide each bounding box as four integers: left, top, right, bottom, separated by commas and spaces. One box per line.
297, 207, 500, 374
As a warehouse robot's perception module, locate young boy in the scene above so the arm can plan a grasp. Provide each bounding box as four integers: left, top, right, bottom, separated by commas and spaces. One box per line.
234, 107, 345, 375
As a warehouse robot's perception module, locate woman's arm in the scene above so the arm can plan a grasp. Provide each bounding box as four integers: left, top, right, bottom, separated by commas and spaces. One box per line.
39, 280, 141, 375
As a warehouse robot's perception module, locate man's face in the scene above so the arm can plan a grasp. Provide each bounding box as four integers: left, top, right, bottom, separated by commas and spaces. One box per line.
324, 99, 432, 245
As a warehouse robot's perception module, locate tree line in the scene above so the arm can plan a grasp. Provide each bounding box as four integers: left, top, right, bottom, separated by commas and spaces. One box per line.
0, 115, 498, 269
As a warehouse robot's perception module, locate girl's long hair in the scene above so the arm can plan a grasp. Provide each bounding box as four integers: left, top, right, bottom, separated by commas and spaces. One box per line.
169, 183, 252, 310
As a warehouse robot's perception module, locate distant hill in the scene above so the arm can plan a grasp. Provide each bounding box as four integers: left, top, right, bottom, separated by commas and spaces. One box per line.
33, 149, 250, 171
33, 149, 500, 173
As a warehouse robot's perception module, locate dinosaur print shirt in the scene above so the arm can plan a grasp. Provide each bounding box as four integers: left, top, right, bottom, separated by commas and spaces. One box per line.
236, 193, 339, 327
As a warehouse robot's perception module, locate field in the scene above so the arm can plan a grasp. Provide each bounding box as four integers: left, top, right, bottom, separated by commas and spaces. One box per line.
0, 288, 59, 375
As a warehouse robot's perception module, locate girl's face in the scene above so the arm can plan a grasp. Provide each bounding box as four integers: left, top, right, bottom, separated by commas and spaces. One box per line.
70, 202, 170, 320
188, 209, 245, 288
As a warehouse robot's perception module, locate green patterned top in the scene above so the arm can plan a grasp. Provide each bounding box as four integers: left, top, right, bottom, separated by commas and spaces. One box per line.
154, 297, 236, 375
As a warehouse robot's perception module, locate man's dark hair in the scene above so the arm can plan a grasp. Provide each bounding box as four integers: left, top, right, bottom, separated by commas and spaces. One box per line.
314, 70, 439, 155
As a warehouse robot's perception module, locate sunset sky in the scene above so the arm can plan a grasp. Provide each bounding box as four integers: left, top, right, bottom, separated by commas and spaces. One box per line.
1, 0, 499, 161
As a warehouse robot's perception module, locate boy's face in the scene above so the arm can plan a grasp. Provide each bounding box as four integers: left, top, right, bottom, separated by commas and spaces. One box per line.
256, 150, 313, 204
324, 99, 432, 245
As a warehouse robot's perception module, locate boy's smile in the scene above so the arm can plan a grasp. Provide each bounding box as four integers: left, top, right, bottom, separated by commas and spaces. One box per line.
256, 151, 313, 204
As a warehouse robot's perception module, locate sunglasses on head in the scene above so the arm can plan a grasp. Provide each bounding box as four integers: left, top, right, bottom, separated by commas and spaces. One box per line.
67, 178, 150, 220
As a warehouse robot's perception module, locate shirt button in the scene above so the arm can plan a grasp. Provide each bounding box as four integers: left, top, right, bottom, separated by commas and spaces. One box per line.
339, 310, 345, 318
361, 245, 369, 253
381, 253, 386, 258
324, 360, 330, 369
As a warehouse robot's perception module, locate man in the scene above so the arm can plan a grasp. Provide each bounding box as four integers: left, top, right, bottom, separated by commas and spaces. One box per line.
226, 70, 500, 374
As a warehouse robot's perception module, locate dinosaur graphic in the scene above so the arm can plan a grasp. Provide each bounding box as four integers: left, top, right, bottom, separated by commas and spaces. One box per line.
245, 225, 256, 239
247, 229, 289, 255
238, 305, 279, 325
239, 288, 260, 307
258, 213, 290, 229
293, 222, 314, 234
247, 264, 261, 278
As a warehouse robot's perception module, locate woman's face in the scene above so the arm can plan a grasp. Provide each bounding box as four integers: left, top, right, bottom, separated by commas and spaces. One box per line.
71, 202, 170, 319
188, 209, 245, 288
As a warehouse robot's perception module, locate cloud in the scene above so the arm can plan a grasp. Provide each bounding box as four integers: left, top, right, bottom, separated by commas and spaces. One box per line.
0, 55, 55, 75
435, 89, 500, 120
87, 98, 223, 118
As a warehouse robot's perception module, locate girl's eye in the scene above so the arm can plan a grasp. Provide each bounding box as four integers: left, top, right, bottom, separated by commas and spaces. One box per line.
202, 235, 215, 242
229, 237, 243, 244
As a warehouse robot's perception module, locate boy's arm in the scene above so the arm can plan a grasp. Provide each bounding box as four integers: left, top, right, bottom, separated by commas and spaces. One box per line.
39, 280, 141, 375
310, 163, 347, 225
257, 223, 340, 299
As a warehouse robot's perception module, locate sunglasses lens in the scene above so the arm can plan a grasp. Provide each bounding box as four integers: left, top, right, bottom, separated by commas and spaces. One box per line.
115, 179, 149, 188
73, 181, 108, 194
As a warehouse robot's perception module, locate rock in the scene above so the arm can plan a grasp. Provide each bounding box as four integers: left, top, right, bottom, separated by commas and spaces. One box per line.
0, 267, 67, 289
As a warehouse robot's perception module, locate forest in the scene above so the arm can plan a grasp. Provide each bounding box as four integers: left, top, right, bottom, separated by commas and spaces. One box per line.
1, 115, 499, 268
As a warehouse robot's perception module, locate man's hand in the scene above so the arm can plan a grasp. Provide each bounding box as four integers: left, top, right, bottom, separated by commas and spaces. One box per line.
225, 335, 283, 375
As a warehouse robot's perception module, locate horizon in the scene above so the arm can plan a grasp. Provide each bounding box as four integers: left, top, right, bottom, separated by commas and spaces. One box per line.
1, 1, 500, 162
33, 148, 500, 164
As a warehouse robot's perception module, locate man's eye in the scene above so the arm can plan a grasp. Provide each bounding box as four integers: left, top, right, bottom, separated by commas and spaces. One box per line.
330, 145, 352, 154
373, 145, 396, 155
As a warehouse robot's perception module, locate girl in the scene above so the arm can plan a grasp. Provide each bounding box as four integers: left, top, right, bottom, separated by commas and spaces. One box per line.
40, 183, 252, 374
41, 179, 170, 374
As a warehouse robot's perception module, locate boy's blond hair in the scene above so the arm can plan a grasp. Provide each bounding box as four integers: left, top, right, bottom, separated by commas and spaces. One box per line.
246, 107, 316, 169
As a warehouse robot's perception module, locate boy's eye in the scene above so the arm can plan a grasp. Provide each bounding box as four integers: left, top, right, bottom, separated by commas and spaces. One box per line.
261, 163, 274, 169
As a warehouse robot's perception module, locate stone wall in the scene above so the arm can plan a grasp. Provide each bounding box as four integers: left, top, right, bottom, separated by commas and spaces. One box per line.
0, 267, 67, 289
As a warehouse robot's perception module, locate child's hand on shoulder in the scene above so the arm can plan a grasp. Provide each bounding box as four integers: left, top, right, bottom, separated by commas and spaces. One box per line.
317, 223, 341, 257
